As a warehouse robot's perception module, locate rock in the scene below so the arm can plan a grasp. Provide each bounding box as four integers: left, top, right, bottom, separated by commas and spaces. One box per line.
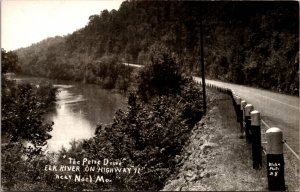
162, 178, 186, 191
185, 170, 194, 177
185, 170, 198, 182
196, 164, 202, 170
185, 184, 210, 191
187, 174, 197, 182
200, 172, 205, 178
200, 141, 218, 152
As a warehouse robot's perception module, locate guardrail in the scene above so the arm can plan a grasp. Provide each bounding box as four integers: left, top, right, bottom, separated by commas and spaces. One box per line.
198, 81, 299, 191
122, 63, 298, 190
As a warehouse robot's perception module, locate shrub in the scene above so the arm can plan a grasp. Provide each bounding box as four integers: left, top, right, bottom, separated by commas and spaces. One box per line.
137, 44, 183, 101
1, 79, 57, 146
1, 77, 58, 190
57, 77, 203, 191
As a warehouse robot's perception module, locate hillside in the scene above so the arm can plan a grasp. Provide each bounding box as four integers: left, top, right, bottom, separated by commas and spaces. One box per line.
16, 1, 299, 95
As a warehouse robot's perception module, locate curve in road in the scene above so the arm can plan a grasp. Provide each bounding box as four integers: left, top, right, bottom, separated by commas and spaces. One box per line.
194, 77, 299, 155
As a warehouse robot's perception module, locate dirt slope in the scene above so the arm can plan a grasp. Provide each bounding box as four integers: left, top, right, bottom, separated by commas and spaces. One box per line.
162, 90, 299, 191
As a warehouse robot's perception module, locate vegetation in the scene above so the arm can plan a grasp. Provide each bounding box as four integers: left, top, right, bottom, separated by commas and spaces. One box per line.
2, 46, 204, 191
15, 37, 132, 92
48, 49, 204, 191
1, 49, 58, 191
1, 49, 20, 73
15, 1, 299, 95
137, 44, 183, 101
1, 0, 299, 190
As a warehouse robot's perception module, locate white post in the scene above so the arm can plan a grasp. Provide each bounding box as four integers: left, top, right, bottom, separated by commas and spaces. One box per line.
266, 127, 285, 191
250, 110, 262, 169
245, 104, 254, 143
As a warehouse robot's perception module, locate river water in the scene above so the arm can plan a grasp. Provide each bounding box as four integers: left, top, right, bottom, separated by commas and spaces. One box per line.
14, 76, 127, 151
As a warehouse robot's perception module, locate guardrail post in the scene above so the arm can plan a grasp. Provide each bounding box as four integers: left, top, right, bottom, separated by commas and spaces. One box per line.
266, 127, 285, 191
240, 100, 247, 134
236, 96, 241, 122
226, 88, 230, 94
245, 104, 254, 143
250, 110, 262, 169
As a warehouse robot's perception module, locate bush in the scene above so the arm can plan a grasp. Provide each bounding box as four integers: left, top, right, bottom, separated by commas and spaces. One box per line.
138, 44, 183, 101
1, 143, 53, 191
2, 48, 203, 190
1, 77, 58, 190
56, 76, 203, 191
1, 78, 57, 146
82, 55, 132, 91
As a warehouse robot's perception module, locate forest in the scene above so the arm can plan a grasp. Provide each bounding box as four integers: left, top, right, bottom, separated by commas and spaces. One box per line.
1, 48, 59, 190
2, 1, 299, 190
15, 1, 299, 95
2, 44, 205, 191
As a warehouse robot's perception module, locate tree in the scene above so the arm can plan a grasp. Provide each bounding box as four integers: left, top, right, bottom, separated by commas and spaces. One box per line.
14, 1, 299, 95
1, 49, 20, 74
137, 44, 183, 101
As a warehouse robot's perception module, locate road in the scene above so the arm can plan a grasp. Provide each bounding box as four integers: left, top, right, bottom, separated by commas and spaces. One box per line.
122, 63, 299, 155
122, 63, 144, 68
194, 77, 299, 155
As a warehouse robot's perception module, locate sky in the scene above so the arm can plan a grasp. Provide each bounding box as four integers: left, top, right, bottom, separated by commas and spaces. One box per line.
1, 0, 124, 51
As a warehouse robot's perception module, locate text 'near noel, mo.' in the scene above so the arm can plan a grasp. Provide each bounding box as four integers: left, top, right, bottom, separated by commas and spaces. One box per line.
44, 157, 144, 183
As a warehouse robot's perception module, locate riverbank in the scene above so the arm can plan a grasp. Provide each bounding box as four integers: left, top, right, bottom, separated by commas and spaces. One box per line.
163, 89, 270, 191
5, 74, 128, 151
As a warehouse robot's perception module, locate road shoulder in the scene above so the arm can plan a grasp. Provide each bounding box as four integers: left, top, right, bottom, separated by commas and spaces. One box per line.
162, 91, 268, 191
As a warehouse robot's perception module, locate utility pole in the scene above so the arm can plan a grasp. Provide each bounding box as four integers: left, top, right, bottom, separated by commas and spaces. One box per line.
200, 9, 207, 114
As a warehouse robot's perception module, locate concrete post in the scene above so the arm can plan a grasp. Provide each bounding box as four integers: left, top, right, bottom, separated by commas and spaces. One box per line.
245, 104, 254, 143
240, 100, 247, 134
266, 127, 285, 191
251, 110, 262, 169
236, 96, 241, 122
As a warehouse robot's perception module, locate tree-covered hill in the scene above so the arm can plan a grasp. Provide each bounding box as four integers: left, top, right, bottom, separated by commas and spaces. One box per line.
16, 1, 299, 95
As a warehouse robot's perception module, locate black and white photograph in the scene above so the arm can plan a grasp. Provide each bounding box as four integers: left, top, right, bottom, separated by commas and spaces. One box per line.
1, 0, 299, 191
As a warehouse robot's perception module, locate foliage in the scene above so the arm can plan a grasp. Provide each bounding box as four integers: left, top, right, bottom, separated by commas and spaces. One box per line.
1, 49, 20, 74
1, 143, 53, 191
138, 44, 183, 101
16, 39, 132, 91
1, 78, 57, 147
1, 78, 58, 190
47, 53, 203, 190
1, 49, 58, 190
83, 55, 132, 91
54, 77, 203, 190
15, 1, 298, 95
2, 44, 204, 190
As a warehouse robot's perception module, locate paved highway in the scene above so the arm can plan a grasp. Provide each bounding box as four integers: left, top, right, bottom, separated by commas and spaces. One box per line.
122, 63, 299, 155
122, 63, 144, 68
194, 77, 299, 154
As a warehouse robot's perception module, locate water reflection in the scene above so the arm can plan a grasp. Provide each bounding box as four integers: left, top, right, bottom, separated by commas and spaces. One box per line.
47, 102, 93, 151
46, 87, 89, 151
47, 83, 127, 151
14, 76, 127, 152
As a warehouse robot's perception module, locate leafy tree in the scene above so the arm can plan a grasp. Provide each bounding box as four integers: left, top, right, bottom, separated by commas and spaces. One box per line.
1, 79, 57, 147
1, 50, 58, 190
14, 1, 299, 95
55, 75, 203, 191
138, 44, 183, 101
1, 49, 20, 74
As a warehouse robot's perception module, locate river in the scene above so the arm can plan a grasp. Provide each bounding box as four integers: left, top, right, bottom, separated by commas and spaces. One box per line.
14, 75, 127, 151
